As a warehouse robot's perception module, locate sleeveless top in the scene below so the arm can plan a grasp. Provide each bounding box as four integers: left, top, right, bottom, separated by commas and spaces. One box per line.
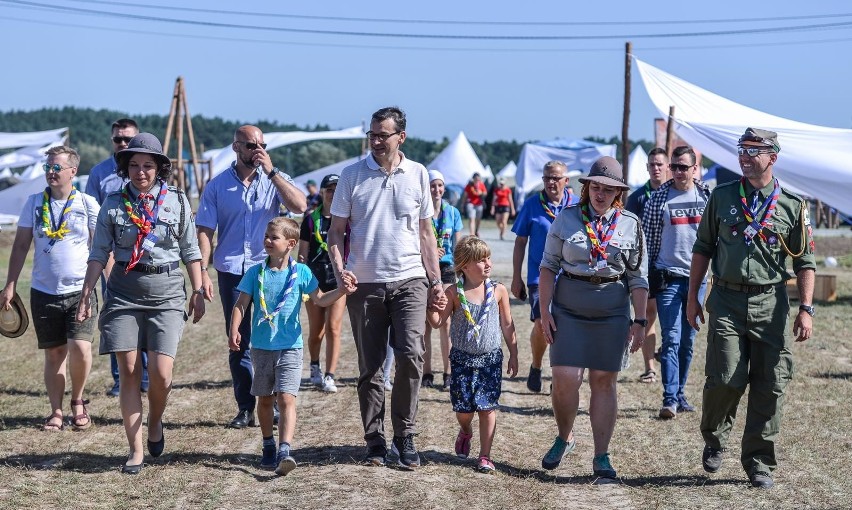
450, 298, 502, 356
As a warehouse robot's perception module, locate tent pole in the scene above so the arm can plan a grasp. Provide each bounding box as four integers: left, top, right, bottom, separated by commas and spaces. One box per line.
621, 41, 632, 190
665, 106, 676, 157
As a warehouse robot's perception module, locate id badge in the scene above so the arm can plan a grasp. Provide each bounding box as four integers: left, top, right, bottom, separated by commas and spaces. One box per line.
744, 225, 758, 238
142, 233, 159, 251
596, 259, 607, 271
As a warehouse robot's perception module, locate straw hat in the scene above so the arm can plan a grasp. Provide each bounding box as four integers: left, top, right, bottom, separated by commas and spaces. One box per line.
0, 293, 29, 338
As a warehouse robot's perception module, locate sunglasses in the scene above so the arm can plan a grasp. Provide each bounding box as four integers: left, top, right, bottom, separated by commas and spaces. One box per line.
112, 136, 134, 144
542, 175, 566, 183
366, 131, 401, 142
237, 141, 268, 150
669, 163, 694, 173
42, 163, 74, 173
737, 146, 774, 157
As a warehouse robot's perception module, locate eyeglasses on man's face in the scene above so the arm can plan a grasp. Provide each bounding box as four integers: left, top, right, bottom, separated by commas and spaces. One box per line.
366, 131, 401, 142
43, 163, 74, 173
737, 146, 773, 157
669, 163, 694, 173
542, 175, 566, 183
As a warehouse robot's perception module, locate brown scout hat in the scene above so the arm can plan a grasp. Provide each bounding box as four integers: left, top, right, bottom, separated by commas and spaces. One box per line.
578, 156, 629, 190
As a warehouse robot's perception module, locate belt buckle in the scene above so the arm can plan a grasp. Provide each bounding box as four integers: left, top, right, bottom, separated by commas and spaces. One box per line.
145, 265, 157, 274
590, 275, 601, 284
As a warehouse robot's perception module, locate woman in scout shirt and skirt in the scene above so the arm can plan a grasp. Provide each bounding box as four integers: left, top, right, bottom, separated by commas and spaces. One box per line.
77, 133, 205, 474
537, 156, 648, 480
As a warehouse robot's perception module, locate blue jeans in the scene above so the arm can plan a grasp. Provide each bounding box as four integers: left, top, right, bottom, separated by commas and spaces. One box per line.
657, 275, 706, 407
218, 271, 255, 413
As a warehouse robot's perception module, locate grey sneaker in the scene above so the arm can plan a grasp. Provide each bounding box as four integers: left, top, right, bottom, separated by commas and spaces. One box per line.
275, 454, 297, 476
593, 453, 617, 479
702, 446, 724, 473
309, 364, 322, 386
659, 405, 677, 419
321, 375, 338, 393
391, 434, 421, 470
541, 436, 575, 470
260, 444, 277, 469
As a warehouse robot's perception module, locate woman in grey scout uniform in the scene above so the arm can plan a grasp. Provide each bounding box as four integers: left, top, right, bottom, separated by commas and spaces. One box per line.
537, 156, 649, 480
77, 133, 205, 475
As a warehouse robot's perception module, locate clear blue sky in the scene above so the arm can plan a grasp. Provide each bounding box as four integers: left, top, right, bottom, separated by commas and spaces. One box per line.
1, 0, 851, 144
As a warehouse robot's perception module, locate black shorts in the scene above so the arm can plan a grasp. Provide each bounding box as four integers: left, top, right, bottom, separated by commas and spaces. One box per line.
494, 205, 510, 214
31, 288, 98, 349
440, 262, 456, 284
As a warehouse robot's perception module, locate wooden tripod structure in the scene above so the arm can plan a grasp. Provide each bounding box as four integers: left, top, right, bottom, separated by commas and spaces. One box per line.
162, 76, 207, 194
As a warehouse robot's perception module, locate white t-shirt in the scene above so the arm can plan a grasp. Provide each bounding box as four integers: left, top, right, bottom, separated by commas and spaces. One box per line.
331, 152, 433, 283
18, 190, 100, 295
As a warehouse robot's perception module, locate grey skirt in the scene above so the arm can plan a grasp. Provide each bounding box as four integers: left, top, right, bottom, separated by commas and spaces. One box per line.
549, 274, 630, 372
99, 266, 188, 358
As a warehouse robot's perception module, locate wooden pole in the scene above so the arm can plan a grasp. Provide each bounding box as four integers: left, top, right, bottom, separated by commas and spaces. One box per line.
180, 81, 204, 195
621, 41, 632, 186
665, 106, 676, 157
176, 78, 186, 192
162, 77, 181, 155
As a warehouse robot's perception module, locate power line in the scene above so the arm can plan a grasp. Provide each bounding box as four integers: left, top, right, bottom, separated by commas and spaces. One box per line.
3, 0, 852, 40
60, 0, 852, 27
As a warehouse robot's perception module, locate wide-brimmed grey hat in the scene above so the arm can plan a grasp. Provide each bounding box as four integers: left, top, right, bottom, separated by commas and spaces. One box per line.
578, 156, 629, 190
116, 133, 171, 169
0, 293, 29, 339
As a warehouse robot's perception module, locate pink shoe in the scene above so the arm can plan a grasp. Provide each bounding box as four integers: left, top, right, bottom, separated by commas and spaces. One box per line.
454, 429, 472, 458
477, 456, 495, 474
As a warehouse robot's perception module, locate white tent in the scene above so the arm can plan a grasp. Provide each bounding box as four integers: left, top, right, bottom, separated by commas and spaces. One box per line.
0, 128, 67, 150
515, 141, 616, 197
0, 165, 46, 223
426, 131, 492, 186
202, 126, 365, 178
636, 58, 852, 215
497, 161, 517, 179
292, 155, 364, 194
627, 146, 648, 188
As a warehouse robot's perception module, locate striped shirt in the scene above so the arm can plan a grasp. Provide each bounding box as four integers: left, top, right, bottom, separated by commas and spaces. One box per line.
330, 152, 433, 283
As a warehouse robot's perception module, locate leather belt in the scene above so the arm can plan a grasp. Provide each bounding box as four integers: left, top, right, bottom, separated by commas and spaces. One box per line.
711, 276, 779, 294
118, 261, 180, 274
561, 272, 622, 284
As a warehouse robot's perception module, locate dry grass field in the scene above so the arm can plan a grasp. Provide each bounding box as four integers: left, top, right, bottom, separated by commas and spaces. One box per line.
0, 226, 850, 510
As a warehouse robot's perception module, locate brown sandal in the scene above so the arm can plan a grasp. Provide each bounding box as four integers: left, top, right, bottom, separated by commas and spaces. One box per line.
43, 411, 64, 432
638, 370, 657, 383
70, 399, 93, 431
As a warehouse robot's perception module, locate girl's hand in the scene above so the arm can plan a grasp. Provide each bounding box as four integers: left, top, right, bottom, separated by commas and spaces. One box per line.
627, 323, 645, 353
541, 311, 557, 345
507, 353, 519, 378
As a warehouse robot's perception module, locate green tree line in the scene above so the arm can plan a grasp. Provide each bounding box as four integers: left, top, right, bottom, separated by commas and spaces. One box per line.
0, 107, 654, 177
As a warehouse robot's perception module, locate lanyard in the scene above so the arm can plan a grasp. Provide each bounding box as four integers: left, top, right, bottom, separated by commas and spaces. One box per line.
456, 277, 494, 340
431, 201, 450, 247
311, 209, 328, 253
41, 188, 76, 252
539, 189, 569, 220
121, 181, 167, 272
581, 204, 621, 269
257, 256, 298, 336
738, 178, 780, 245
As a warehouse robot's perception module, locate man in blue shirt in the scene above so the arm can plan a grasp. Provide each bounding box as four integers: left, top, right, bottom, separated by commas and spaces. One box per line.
84, 118, 149, 397
196, 125, 307, 429
511, 161, 577, 393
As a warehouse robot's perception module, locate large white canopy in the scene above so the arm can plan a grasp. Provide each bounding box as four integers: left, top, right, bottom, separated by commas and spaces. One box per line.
202, 126, 365, 178
426, 131, 492, 186
627, 146, 648, 188
0, 128, 67, 150
292, 154, 364, 194
636, 58, 852, 215
497, 161, 517, 179
515, 141, 616, 196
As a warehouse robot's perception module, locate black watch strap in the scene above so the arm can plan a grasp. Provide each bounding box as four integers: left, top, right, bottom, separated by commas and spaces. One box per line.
799, 304, 815, 317
633, 318, 648, 327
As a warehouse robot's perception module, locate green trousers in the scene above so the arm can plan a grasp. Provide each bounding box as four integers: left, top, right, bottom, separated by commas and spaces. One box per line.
700, 284, 793, 475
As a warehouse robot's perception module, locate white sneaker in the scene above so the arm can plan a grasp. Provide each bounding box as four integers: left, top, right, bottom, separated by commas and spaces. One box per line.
383, 378, 393, 391
321, 374, 338, 393
310, 364, 322, 386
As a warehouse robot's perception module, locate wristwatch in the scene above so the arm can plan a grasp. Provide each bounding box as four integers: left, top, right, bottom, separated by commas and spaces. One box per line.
268, 166, 280, 179
633, 318, 649, 327
799, 304, 815, 317
428, 278, 442, 288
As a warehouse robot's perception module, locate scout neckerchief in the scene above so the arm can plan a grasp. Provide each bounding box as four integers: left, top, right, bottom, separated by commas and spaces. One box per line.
539, 188, 570, 220
431, 200, 450, 248
456, 276, 494, 341
41, 187, 76, 253
310, 208, 328, 253
257, 256, 298, 335
738, 177, 780, 245
581, 203, 621, 271
121, 181, 167, 273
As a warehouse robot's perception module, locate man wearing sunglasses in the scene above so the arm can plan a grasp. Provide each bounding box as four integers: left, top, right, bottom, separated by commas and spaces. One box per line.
84, 118, 149, 397
687, 128, 816, 489
626, 147, 670, 385
642, 145, 710, 420
511, 161, 577, 393
196, 125, 307, 429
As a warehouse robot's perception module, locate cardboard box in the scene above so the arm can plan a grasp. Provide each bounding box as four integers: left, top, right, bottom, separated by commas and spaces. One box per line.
786, 274, 837, 302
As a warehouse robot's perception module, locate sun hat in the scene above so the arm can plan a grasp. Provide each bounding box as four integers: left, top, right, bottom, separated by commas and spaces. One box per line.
116, 133, 171, 169
428, 170, 445, 183
738, 127, 780, 153
320, 174, 339, 189
0, 293, 29, 338
578, 156, 629, 190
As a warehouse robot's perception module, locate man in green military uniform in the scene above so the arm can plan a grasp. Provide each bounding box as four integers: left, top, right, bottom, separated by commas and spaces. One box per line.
687, 127, 816, 489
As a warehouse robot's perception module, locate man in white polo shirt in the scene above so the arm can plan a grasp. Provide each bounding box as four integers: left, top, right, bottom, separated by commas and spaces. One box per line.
328, 106, 446, 470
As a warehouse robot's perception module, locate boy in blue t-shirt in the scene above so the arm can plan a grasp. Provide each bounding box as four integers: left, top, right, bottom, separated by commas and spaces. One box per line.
230, 217, 347, 475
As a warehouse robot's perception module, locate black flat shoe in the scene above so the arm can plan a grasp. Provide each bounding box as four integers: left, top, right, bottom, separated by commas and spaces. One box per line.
147, 426, 165, 458
121, 460, 143, 475
228, 410, 255, 429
